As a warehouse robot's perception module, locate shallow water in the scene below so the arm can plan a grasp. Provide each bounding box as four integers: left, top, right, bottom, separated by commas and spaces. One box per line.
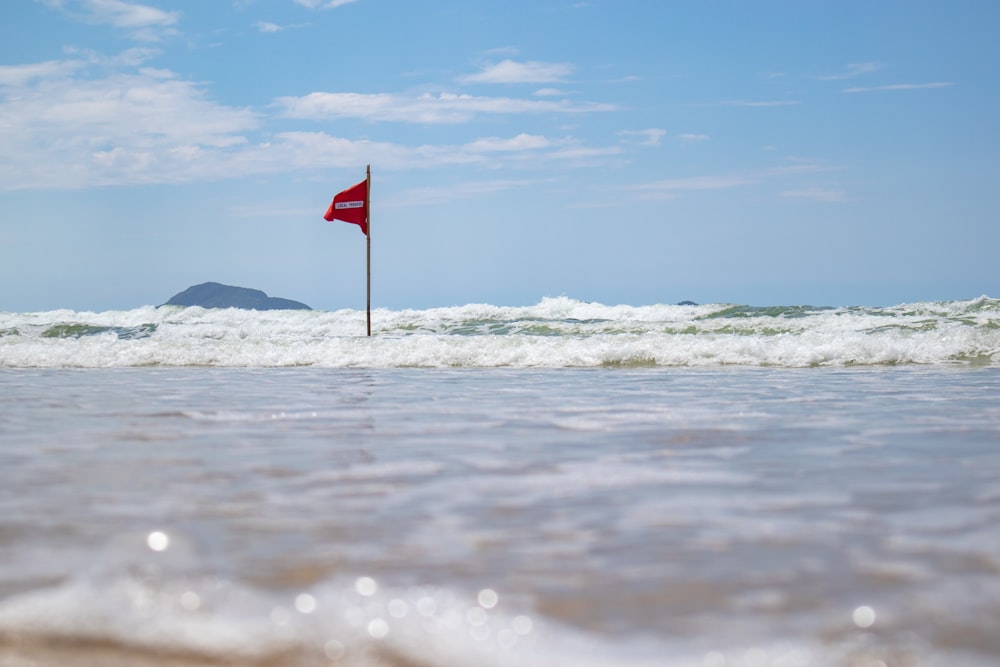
1, 366, 998, 666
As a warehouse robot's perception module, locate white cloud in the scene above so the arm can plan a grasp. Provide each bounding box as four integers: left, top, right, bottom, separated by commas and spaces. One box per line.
294, 0, 358, 8
0, 47, 626, 190
460, 60, 574, 84
763, 161, 841, 177
677, 133, 709, 143
781, 188, 847, 202
633, 175, 755, 198
254, 20, 308, 33
0, 59, 258, 189
84, 0, 178, 29
65, 46, 161, 68
842, 82, 953, 93
0, 56, 626, 189
546, 145, 623, 163
276, 91, 617, 123
629, 162, 840, 201
816, 62, 883, 81
464, 134, 553, 152
394, 178, 550, 207
0, 60, 85, 86
618, 128, 666, 147
40, 0, 179, 41
721, 100, 800, 108
266, 131, 614, 173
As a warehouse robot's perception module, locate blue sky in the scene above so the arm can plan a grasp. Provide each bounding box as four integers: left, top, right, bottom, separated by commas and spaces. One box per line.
2, 0, 998, 312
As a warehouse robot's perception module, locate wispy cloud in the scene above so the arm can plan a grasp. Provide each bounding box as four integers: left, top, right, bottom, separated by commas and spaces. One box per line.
0, 58, 258, 188
721, 100, 800, 108
677, 133, 709, 143
394, 178, 552, 207
842, 82, 953, 93
628, 161, 840, 201
95, 0, 177, 27
460, 60, 574, 84
276, 91, 617, 123
293, 0, 358, 8
815, 62, 883, 81
272, 132, 619, 172
255, 21, 282, 33
0, 46, 159, 87
780, 188, 847, 203
44, 0, 181, 41
0, 55, 627, 190
64, 45, 160, 68
629, 174, 756, 200
254, 20, 307, 33
618, 128, 666, 147
762, 161, 841, 177
0, 59, 85, 86
546, 144, 623, 163
464, 134, 554, 152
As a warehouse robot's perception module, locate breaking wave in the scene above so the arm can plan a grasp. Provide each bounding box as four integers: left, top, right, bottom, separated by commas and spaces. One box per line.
1, 296, 998, 368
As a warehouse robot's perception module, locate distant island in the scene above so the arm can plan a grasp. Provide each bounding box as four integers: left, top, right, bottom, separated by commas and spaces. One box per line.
161, 282, 312, 311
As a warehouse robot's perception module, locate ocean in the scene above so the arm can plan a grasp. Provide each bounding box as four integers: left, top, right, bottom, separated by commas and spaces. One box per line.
2, 296, 999, 369
0, 297, 998, 666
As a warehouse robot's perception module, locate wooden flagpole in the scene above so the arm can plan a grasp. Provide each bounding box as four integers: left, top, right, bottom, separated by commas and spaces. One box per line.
365, 164, 371, 337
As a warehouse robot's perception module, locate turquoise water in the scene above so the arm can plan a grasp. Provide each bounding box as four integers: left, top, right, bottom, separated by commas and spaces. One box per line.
1, 365, 998, 666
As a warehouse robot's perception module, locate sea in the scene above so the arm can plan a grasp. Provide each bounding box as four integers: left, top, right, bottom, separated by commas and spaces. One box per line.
0, 296, 998, 667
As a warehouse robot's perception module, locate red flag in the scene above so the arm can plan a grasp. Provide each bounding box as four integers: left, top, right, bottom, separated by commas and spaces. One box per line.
324, 179, 368, 235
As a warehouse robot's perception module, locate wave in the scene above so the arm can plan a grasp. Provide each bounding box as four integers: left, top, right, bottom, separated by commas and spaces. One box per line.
0, 527, 989, 667
1, 296, 998, 368
0, 525, 960, 667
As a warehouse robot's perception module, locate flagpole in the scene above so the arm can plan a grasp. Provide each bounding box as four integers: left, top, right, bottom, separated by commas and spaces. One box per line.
365, 164, 371, 337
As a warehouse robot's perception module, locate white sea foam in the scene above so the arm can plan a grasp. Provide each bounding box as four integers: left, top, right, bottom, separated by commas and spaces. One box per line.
0, 563, 676, 667
0, 566, 989, 667
1, 296, 997, 368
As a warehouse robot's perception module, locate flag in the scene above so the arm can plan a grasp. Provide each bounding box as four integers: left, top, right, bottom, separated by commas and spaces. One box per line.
324, 179, 368, 235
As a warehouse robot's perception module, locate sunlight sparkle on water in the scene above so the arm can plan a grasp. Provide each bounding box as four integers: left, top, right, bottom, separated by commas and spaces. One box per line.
146, 531, 169, 552
388, 598, 409, 618
417, 596, 437, 616
295, 593, 317, 614
466, 606, 488, 626
853, 605, 876, 629
270, 606, 292, 626
511, 615, 533, 635
179, 591, 200, 611
477, 588, 499, 609
368, 618, 389, 639
355, 576, 377, 597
